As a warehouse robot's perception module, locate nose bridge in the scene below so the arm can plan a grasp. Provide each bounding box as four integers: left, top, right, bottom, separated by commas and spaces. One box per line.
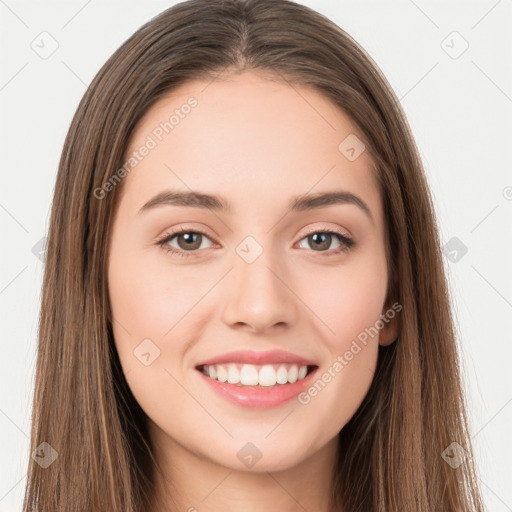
220, 233, 297, 331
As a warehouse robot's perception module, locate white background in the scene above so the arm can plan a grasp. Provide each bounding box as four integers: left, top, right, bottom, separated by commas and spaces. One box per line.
1, 0, 511, 510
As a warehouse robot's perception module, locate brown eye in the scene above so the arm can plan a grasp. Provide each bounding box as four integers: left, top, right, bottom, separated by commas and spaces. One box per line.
157, 229, 214, 257
307, 233, 333, 251
297, 229, 355, 255
174, 232, 204, 251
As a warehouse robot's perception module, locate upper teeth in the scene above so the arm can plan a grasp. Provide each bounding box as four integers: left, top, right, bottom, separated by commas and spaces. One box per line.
202, 363, 309, 386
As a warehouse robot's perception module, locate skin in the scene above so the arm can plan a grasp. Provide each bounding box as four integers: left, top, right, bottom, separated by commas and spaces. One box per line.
107, 70, 399, 512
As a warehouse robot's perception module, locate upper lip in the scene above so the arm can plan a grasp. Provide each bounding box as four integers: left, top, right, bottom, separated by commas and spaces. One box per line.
195, 349, 318, 368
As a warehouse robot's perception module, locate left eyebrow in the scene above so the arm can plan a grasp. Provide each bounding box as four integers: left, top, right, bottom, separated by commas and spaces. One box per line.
289, 191, 373, 224
138, 189, 374, 224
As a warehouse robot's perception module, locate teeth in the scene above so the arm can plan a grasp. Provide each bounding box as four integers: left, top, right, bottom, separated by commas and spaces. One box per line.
259, 365, 276, 386
276, 365, 288, 384
227, 365, 240, 384
216, 365, 228, 383
240, 364, 259, 385
201, 363, 311, 386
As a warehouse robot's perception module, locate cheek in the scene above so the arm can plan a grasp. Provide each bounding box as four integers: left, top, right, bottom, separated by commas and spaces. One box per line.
297, 277, 382, 431
294, 257, 386, 413
108, 245, 203, 341
300, 258, 387, 349
107, 241, 171, 383
107, 251, 196, 418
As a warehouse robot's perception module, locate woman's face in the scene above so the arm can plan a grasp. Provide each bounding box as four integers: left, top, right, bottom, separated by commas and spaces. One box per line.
107, 70, 398, 473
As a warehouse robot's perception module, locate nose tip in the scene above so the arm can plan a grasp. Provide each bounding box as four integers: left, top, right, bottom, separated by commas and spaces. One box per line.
220, 258, 297, 333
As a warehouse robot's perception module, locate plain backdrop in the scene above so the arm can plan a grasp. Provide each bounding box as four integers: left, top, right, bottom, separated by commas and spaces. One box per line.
1, 0, 511, 510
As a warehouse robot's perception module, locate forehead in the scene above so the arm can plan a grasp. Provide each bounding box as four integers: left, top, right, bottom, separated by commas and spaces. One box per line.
119, 70, 381, 221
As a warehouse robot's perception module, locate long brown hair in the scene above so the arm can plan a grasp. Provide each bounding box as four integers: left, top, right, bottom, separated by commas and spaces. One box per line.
23, 0, 484, 510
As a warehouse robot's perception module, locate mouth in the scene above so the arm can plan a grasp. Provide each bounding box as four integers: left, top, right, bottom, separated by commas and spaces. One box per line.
195, 363, 318, 388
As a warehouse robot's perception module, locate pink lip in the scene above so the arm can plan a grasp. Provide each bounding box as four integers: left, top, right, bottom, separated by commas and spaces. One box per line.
197, 366, 319, 409
195, 349, 317, 367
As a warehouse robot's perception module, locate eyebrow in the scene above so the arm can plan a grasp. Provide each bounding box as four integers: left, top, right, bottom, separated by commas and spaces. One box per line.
138, 189, 374, 223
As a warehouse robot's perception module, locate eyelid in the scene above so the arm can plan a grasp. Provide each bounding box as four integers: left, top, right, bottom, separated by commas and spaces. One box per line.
155, 224, 218, 251
296, 223, 352, 241
155, 224, 217, 243
156, 223, 355, 257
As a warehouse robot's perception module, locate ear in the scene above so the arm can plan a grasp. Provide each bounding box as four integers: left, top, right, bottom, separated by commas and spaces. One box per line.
379, 301, 401, 346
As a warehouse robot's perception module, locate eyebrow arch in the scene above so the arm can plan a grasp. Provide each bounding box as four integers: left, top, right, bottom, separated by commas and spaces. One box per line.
138, 189, 374, 223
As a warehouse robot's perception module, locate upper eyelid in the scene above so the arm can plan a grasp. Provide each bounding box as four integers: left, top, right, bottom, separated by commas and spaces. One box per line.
159, 225, 352, 247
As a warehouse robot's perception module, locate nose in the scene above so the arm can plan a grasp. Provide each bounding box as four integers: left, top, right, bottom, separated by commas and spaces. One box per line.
220, 246, 299, 333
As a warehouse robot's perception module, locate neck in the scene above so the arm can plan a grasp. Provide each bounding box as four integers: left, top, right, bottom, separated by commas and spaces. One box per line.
147, 424, 341, 512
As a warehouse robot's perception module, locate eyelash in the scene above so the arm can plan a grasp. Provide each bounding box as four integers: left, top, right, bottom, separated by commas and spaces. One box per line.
156, 226, 355, 259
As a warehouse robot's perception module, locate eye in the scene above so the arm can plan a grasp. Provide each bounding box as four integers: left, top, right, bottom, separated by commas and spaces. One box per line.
156, 226, 355, 259
156, 227, 214, 258
297, 228, 355, 256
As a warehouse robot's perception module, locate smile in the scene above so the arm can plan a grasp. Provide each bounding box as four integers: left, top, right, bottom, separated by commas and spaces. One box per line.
196, 364, 319, 409
199, 363, 313, 387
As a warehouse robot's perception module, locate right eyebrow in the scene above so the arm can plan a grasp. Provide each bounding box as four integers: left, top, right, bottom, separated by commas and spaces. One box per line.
138, 190, 232, 215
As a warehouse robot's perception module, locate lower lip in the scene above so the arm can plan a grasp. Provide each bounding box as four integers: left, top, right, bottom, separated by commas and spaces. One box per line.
196, 367, 318, 409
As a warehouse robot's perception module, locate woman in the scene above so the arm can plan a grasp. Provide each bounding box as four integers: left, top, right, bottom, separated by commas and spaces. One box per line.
23, 0, 484, 510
